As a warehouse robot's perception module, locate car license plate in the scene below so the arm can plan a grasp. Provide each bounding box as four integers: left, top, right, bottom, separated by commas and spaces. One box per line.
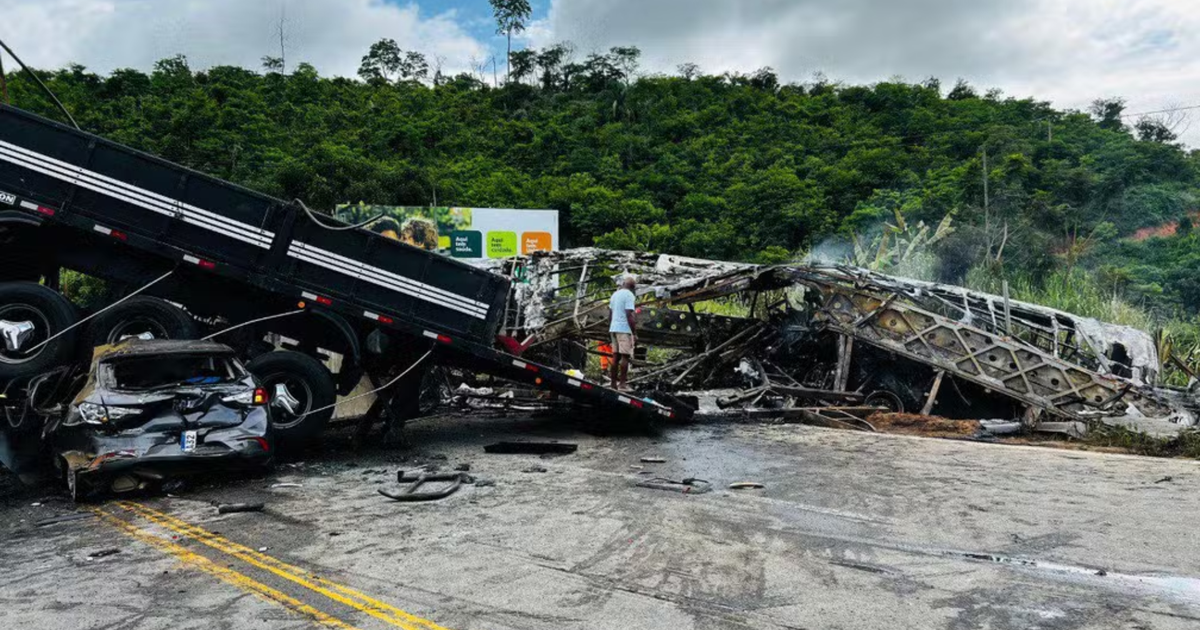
181, 430, 197, 453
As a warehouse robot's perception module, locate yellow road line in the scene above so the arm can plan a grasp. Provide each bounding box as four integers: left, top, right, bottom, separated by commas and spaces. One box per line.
89, 507, 359, 630
119, 501, 452, 630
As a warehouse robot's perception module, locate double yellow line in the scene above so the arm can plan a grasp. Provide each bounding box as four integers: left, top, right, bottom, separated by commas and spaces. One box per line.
95, 501, 452, 630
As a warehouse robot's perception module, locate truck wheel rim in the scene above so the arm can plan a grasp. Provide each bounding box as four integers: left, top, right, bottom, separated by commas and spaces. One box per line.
262, 372, 313, 429
106, 317, 170, 343
0, 304, 51, 365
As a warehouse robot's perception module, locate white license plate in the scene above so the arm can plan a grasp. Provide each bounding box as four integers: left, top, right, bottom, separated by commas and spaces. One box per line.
181, 430, 197, 453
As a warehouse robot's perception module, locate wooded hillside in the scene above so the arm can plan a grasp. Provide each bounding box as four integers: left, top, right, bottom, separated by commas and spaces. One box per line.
5, 45, 1199, 318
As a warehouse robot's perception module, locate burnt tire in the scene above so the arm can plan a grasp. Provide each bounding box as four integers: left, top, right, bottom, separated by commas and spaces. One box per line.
0, 282, 78, 382
247, 351, 335, 444
85, 296, 197, 349
864, 390, 905, 414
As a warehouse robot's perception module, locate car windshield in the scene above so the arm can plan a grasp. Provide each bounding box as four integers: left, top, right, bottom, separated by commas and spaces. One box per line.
104, 354, 245, 390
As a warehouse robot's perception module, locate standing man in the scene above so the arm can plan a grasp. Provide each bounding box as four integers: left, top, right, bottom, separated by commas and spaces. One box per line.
609, 275, 638, 390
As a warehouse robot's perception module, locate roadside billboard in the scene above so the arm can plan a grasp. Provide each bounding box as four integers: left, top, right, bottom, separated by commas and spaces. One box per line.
335, 204, 558, 259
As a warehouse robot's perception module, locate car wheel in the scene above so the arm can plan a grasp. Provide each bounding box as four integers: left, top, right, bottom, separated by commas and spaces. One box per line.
246, 351, 336, 443
85, 296, 197, 349
0, 282, 78, 382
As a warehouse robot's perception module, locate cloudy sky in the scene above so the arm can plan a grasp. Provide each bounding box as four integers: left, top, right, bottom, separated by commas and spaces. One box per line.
4, 0, 1199, 144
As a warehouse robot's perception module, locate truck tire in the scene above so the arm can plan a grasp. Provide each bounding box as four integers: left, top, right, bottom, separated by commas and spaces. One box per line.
85, 296, 197, 348
0, 282, 78, 381
247, 351, 336, 443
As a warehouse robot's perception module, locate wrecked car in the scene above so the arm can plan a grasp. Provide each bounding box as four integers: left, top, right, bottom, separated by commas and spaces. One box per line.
49, 339, 273, 500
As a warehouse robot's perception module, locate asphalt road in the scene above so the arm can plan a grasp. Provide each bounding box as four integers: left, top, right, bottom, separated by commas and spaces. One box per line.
2, 413, 1199, 630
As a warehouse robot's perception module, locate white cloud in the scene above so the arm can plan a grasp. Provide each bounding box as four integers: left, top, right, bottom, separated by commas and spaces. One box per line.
536, 0, 1200, 145
1, 0, 489, 78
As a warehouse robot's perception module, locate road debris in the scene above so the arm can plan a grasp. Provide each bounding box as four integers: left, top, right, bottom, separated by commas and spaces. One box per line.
34, 512, 96, 527
635, 477, 712, 494
217, 503, 265, 514
86, 548, 121, 560
484, 442, 578, 455
640, 457, 666, 463
729, 482, 765, 490
378, 472, 468, 501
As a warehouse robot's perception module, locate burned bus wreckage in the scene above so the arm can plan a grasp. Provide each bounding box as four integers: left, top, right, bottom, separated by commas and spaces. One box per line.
486, 248, 1199, 436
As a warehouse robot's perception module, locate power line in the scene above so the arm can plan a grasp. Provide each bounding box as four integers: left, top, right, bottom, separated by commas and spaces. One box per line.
1119, 103, 1200, 119
0, 36, 79, 130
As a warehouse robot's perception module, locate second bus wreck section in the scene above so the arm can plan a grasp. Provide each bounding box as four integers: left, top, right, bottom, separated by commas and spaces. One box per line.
489, 249, 1199, 435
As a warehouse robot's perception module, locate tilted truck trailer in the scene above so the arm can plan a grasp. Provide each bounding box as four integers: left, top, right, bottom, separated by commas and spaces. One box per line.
0, 104, 689, 471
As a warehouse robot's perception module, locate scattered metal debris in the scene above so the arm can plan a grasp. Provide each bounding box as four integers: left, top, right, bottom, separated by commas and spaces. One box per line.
728, 482, 765, 490
635, 477, 712, 494
216, 502, 265, 514
640, 456, 666, 463
87, 548, 121, 560
34, 512, 96, 527
484, 442, 578, 455
378, 471, 468, 501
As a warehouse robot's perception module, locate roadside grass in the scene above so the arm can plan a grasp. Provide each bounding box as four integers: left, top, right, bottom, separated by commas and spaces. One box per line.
964, 265, 1154, 330
1079, 424, 1200, 459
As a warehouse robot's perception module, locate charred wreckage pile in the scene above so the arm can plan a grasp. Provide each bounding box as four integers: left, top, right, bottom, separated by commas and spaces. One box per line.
482, 248, 1200, 437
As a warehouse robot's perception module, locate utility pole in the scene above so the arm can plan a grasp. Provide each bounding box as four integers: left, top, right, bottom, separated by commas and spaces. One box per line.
982, 146, 989, 212
983, 146, 992, 259
1047, 120, 1053, 143
277, 4, 288, 74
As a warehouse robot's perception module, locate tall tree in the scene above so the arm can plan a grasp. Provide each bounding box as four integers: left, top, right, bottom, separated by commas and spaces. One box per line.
358, 38, 403, 83
398, 51, 430, 82
608, 46, 640, 87
490, 0, 532, 83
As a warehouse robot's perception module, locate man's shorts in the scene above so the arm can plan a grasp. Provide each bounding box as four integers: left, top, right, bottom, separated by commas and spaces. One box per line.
610, 333, 635, 356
